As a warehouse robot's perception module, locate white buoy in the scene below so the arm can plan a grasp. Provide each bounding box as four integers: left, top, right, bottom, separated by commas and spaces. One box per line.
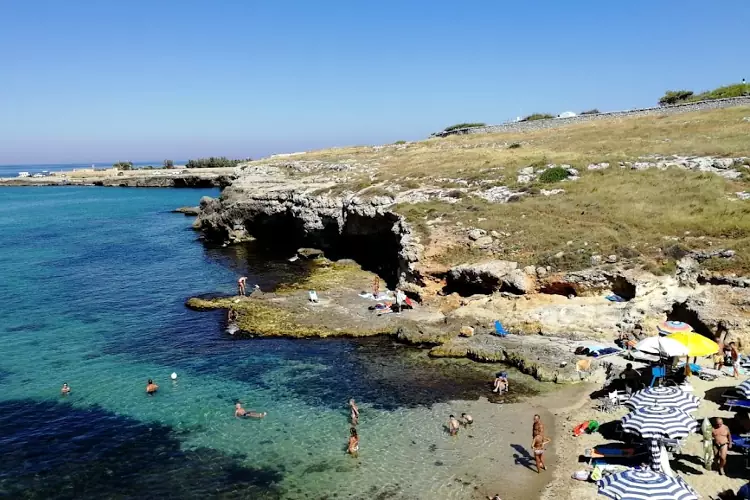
171, 372, 178, 380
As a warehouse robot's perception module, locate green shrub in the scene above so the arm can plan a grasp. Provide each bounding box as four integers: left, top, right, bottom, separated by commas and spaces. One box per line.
113, 161, 133, 170
394, 140, 406, 145
185, 157, 248, 169
443, 122, 486, 132
538, 166, 570, 183
580, 109, 600, 115
658, 90, 694, 106
691, 83, 748, 101
163, 159, 174, 169
521, 113, 555, 122
508, 142, 522, 149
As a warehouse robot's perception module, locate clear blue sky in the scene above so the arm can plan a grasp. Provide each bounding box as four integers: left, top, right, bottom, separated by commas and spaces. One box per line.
1, 0, 748, 164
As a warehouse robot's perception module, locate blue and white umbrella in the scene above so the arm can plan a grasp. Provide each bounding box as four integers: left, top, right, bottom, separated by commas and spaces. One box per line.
598, 468, 698, 500
624, 386, 701, 413
622, 405, 698, 471
738, 379, 750, 398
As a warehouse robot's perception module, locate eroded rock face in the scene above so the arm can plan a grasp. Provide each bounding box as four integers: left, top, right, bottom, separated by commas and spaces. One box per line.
446, 260, 533, 295
195, 190, 423, 287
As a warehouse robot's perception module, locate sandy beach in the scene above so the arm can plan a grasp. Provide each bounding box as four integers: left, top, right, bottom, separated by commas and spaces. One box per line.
541, 369, 749, 500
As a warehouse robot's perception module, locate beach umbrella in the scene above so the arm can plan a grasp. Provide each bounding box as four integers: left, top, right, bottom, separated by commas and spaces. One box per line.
634, 336, 689, 357
597, 468, 698, 500
738, 379, 750, 398
624, 386, 701, 414
657, 320, 693, 336
667, 331, 719, 357
621, 405, 698, 471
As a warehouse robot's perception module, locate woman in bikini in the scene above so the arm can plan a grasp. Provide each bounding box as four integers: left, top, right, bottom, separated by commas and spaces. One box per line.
532, 433, 551, 473
347, 427, 359, 457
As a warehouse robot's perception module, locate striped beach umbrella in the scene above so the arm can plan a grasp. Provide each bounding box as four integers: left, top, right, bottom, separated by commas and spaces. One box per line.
657, 320, 692, 336
738, 379, 750, 398
622, 405, 698, 471
624, 386, 701, 413
598, 468, 698, 500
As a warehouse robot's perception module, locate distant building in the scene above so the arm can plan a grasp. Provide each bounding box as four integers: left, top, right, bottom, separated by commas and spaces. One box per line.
557, 111, 577, 119
18, 171, 30, 178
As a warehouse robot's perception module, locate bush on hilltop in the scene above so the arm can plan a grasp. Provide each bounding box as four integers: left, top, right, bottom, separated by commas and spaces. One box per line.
185, 157, 248, 169
442, 123, 486, 132
538, 166, 570, 183
521, 113, 555, 122
658, 90, 694, 106
113, 161, 133, 170
580, 109, 600, 115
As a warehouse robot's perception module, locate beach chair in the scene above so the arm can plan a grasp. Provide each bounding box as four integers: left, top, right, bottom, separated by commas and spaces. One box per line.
725, 399, 750, 412
650, 366, 666, 387
584, 445, 646, 465
494, 320, 509, 337
721, 388, 742, 400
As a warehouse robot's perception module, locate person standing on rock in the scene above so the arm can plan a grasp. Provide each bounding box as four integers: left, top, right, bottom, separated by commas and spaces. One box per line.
237, 276, 247, 296
372, 277, 380, 299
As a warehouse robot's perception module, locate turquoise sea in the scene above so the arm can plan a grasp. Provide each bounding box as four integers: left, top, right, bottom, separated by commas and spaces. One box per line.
0, 187, 537, 500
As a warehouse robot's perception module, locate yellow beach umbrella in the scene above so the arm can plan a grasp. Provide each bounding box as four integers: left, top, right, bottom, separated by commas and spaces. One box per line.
667, 331, 719, 357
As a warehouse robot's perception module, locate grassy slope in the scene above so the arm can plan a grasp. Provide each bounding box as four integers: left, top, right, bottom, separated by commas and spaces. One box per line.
251, 106, 750, 274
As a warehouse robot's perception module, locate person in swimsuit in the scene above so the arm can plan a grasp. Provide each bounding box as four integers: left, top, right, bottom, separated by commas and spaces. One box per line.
713, 417, 732, 475
492, 372, 508, 393
461, 413, 473, 425
61, 383, 71, 395
237, 276, 247, 296
448, 415, 460, 436
532, 433, 551, 473
234, 402, 267, 419
532, 414, 544, 439
349, 399, 360, 426
347, 427, 359, 456
146, 379, 159, 395
730, 342, 740, 379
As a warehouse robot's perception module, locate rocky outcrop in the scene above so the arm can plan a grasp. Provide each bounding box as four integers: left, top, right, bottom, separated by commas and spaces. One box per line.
195, 190, 423, 287
172, 206, 201, 216
446, 260, 533, 296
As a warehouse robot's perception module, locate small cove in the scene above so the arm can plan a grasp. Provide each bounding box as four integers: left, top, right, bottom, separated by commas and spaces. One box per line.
0, 187, 552, 499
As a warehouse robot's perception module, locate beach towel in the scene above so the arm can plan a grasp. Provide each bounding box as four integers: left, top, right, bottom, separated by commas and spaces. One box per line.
592, 347, 621, 358
606, 294, 627, 303
494, 320, 509, 337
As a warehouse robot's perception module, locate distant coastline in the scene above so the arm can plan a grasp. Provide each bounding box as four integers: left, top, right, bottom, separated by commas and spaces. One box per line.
0, 161, 188, 178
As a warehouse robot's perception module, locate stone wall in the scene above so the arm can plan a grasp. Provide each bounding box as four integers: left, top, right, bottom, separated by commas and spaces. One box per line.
435, 96, 750, 137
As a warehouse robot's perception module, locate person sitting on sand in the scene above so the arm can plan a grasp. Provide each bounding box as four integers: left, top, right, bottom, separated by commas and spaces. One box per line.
61, 383, 71, 395
620, 363, 640, 392
146, 379, 159, 395
347, 427, 359, 456
461, 413, 473, 426
237, 276, 247, 296
531, 433, 551, 473
448, 415, 460, 436
713, 417, 732, 475
349, 399, 359, 425
492, 372, 508, 393
234, 402, 267, 419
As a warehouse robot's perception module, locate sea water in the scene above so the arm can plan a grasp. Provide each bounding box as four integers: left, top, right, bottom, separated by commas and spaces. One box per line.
0, 187, 536, 499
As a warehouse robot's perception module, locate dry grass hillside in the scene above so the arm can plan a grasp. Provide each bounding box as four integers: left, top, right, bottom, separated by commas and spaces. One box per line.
246, 106, 750, 275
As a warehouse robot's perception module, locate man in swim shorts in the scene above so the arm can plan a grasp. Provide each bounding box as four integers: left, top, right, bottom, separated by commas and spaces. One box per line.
237, 276, 247, 296
234, 402, 266, 419
713, 417, 732, 475
146, 379, 159, 395
532, 414, 544, 439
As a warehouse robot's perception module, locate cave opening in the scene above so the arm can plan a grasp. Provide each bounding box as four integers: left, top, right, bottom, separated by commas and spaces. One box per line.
667, 302, 715, 338
607, 276, 637, 301
539, 282, 578, 297
242, 211, 404, 288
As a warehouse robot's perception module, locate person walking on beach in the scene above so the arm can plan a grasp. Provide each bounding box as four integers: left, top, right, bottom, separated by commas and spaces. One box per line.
349, 399, 359, 426
532, 433, 551, 473
448, 415, 460, 436
60, 383, 71, 395
729, 342, 740, 378
237, 276, 247, 296
347, 427, 359, 456
146, 379, 159, 395
234, 402, 267, 419
713, 417, 732, 475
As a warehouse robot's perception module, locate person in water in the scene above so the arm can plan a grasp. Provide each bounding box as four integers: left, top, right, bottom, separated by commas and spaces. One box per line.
347, 427, 359, 456
532, 433, 551, 473
448, 415, 460, 436
461, 413, 473, 425
349, 399, 359, 426
234, 402, 266, 419
146, 379, 159, 395
237, 276, 247, 296
61, 383, 71, 395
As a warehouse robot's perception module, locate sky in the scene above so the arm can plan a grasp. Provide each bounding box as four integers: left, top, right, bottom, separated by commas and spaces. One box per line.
1, 0, 749, 165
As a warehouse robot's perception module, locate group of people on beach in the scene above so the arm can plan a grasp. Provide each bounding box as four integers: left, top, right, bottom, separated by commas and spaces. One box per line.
447, 413, 473, 435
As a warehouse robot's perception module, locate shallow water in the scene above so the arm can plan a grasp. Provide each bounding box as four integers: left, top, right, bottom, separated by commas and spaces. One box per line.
0, 187, 542, 499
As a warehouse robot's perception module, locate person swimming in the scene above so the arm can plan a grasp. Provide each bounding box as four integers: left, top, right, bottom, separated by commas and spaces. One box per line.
347, 427, 359, 456
61, 383, 71, 395
234, 402, 266, 419
349, 399, 360, 426
448, 415, 460, 436
461, 413, 473, 425
146, 379, 159, 395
